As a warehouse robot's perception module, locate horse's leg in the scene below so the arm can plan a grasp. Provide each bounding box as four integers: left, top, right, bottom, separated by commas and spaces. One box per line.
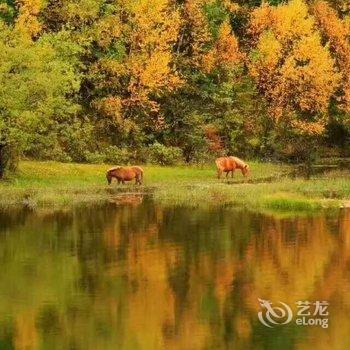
231, 169, 235, 178
118, 179, 121, 184
217, 169, 222, 179
225, 171, 229, 179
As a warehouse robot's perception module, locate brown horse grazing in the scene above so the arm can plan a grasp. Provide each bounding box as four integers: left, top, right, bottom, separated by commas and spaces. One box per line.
215, 156, 250, 179
106, 166, 144, 185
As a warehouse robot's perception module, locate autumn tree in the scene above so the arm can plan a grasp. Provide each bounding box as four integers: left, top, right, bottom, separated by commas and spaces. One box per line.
2, 0, 350, 168
86, 0, 182, 150
159, 0, 266, 161
314, 1, 350, 113
247, 0, 340, 162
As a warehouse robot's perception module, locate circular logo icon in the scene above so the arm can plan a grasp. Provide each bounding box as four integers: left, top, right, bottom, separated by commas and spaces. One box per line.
258, 298, 293, 327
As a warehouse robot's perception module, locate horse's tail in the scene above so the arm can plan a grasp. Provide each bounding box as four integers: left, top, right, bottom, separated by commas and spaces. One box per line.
138, 167, 144, 183
132, 166, 143, 184
215, 157, 224, 170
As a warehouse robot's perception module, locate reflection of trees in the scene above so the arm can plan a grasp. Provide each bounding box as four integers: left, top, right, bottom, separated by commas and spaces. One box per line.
0, 205, 350, 349
0, 209, 77, 349
219, 214, 337, 350
294, 210, 350, 350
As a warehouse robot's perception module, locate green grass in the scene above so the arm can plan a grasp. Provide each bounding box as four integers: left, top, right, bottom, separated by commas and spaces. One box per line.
0, 160, 349, 213
153, 181, 338, 211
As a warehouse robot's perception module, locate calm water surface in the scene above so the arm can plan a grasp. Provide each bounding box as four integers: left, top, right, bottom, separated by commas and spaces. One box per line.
0, 198, 349, 350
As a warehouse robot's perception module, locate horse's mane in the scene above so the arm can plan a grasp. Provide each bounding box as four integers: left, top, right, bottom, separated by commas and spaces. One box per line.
107, 166, 122, 172
229, 156, 247, 168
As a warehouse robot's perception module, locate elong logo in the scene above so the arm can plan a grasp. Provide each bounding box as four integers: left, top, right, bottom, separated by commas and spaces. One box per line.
258, 299, 329, 329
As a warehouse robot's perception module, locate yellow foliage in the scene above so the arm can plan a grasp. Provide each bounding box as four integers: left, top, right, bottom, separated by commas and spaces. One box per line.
184, 0, 213, 69
314, 1, 350, 112
124, 0, 182, 110
185, 0, 242, 73
273, 0, 314, 44
214, 20, 242, 67
248, 0, 340, 133
202, 20, 242, 73
290, 119, 325, 135
250, 31, 282, 73
248, 2, 274, 43
222, 0, 240, 13
15, 0, 43, 37
95, 16, 122, 48
281, 34, 340, 115
126, 0, 180, 48
93, 96, 123, 123
91, 0, 182, 115
65, 0, 101, 23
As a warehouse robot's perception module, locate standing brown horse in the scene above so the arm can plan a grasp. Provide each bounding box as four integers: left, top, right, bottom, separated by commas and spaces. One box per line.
215, 156, 250, 179
106, 166, 144, 185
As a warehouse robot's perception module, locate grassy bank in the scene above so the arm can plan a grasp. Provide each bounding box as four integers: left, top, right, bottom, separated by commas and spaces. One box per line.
0, 160, 349, 212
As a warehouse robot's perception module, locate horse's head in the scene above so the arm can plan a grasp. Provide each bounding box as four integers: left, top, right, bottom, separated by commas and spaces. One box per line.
106, 172, 112, 185
242, 164, 250, 177
106, 166, 122, 185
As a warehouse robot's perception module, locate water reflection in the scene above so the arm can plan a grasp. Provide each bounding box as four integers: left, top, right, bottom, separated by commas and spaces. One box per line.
0, 202, 348, 349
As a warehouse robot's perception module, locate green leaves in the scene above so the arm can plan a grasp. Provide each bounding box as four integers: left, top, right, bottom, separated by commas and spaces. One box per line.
0, 24, 81, 174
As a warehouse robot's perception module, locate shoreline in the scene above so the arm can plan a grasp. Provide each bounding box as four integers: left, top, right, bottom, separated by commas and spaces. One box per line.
0, 160, 348, 214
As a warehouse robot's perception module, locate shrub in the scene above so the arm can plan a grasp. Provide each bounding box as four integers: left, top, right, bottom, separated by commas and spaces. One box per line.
0, 143, 18, 179
148, 142, 183, 165
84, 151, 105, 164
103, 146, 132, 164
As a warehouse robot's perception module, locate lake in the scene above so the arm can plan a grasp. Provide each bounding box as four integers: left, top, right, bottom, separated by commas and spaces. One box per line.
0, 198, 349, 349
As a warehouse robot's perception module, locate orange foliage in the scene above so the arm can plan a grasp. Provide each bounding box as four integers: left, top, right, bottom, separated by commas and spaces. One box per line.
314, 1, 350, 113
125, 0, 182, 108
248, 0, 340, 135
203, 20, 243, 73
93, 96, 123, 124
16, 0, 43, 37
93, 0, 182, 115
184, 0, 242, 73
94, 16, 122, 48
184, 0, 212, 69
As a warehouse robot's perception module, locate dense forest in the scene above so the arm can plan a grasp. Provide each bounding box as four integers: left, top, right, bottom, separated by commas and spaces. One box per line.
0, 0, 350, 176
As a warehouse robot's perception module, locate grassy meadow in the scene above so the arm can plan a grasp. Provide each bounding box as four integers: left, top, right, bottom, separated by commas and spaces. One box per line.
0, 160, 349, 213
